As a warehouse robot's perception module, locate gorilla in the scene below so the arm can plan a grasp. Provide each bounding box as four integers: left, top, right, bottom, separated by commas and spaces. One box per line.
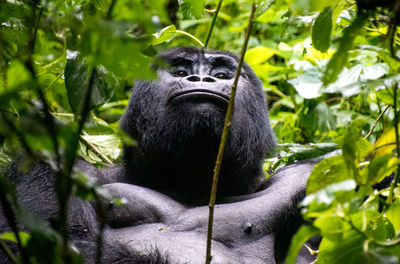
0, 47, 317, 263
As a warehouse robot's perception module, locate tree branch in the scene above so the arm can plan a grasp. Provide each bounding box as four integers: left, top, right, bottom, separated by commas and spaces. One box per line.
205, 3, 256, 263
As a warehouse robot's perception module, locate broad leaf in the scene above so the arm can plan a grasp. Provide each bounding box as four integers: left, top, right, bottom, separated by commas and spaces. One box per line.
312, 7, 332, 52
179, 0, 205, 20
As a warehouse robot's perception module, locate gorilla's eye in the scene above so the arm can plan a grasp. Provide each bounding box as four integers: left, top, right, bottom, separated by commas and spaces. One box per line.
214, 72, 230, 79
173, 70, 188, 77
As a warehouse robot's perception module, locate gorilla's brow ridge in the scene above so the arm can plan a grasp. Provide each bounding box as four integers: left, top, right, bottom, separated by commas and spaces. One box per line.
168, 57, 194, 67
206, 56, 237, 71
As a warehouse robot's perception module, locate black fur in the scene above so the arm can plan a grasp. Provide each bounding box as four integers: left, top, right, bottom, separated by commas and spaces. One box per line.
121, 47, 275, 203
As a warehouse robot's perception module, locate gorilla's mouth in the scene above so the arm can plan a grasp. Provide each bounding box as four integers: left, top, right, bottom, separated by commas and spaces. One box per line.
169, 89, 230, 104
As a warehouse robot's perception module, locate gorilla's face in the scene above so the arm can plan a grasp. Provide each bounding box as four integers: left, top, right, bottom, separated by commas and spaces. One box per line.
162, 52, 235, 113
120, 47, 275, 202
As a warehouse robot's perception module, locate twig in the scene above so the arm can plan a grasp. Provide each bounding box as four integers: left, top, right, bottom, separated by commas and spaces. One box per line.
205, 3, 256, 263
204, 0, 223, 48
57, 67, 97, 252
0, 184, 27, 264
0, 239, 17, 264
364, 105, 390, 140
388, 83, 400, 203
175, 30, 204, 47
388, 0, 400, 61
106, 0, 116, 19
79, 135, 114, 166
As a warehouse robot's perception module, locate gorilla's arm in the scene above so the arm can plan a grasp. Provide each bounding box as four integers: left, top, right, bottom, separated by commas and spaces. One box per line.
0, 160, 100, 264
98, 162, 316, 264
0, 160, 315, 264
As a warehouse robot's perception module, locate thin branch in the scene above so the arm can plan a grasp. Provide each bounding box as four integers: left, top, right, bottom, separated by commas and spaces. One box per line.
106, 0, 117, 19
57, 67, 97, 251
364, 105, 390, 140
388, 83, 400, 203
205, 3, 256, 263
0, 239, 17, 264
388, 0, 400, 61
204, 0, 223, 48
0, 185, 27, 264
80, 135, 114, 166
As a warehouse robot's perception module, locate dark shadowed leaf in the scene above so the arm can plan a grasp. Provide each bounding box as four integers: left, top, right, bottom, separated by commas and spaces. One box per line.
64, 54, 116, 119
312, 7, 332, 52
285, 225, 320, 264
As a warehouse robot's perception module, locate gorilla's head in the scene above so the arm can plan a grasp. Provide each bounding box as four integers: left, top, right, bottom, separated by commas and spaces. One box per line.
120, 47, 275, 204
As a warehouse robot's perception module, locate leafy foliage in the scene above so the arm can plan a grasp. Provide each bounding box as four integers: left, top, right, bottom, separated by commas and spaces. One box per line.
0, 0, 400, 263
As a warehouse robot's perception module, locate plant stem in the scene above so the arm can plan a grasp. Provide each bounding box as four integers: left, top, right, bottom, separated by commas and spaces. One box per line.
204, 0, 223, 48
205, 3, 256, 263
388, 0, 400, 61
106, 0, 117, 19
364, 105, 390, 140
175, 30, 204, 47
0, 180, 27, 264
80, 135, 114, 165
57, 67, 97, 256
388, 84, 400, 203
0, 239, 17, 264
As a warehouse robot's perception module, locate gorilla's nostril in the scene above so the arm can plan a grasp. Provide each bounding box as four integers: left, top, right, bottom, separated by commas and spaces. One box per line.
186, 75, 201, 82
202, 77, 216, 83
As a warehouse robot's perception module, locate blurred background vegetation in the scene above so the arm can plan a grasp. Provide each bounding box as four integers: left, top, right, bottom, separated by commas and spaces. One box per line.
1, 0, 400, 263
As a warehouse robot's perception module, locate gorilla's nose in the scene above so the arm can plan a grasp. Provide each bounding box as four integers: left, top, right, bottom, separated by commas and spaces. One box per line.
186, 75, 217, 83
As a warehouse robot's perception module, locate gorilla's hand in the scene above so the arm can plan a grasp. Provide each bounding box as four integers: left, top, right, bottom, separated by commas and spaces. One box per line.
99, 162, 316, 264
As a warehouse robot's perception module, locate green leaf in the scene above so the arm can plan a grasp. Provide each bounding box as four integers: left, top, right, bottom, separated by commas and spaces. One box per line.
386, 200, 400, 232
303, 179, 357, 208
312, 7, 332, 52
366, 154, 397, 187
323, 14, 368, 85
79, 134, 121, 163
64, 54, 117, 119
337, 119, 373, 182
306, 155, 349, 194
299, 101, 336, 139
318, 230, 364, 263
364, 247, 400, 264
288, 68, 323, 99
314, 216, 350, 242
0, 232, 30, 246
245, 46, 276, 66
6, 60, 31, 91
371, 216, 395, 242
152, 25, 177, 45
179, 0, 205, 20
285, 225, 320, 264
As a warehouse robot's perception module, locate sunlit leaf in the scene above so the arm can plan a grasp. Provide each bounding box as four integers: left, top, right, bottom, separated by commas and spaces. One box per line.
318, 230, 364, 263
152, 25, 177, 45
314, 216, 350, 241
306, 155, 348, 194
179, 0, 205, 20
0, 232, 30, 246
285, 225, 320, 264
245, 46, 276, 66
386, 200, 400, 232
